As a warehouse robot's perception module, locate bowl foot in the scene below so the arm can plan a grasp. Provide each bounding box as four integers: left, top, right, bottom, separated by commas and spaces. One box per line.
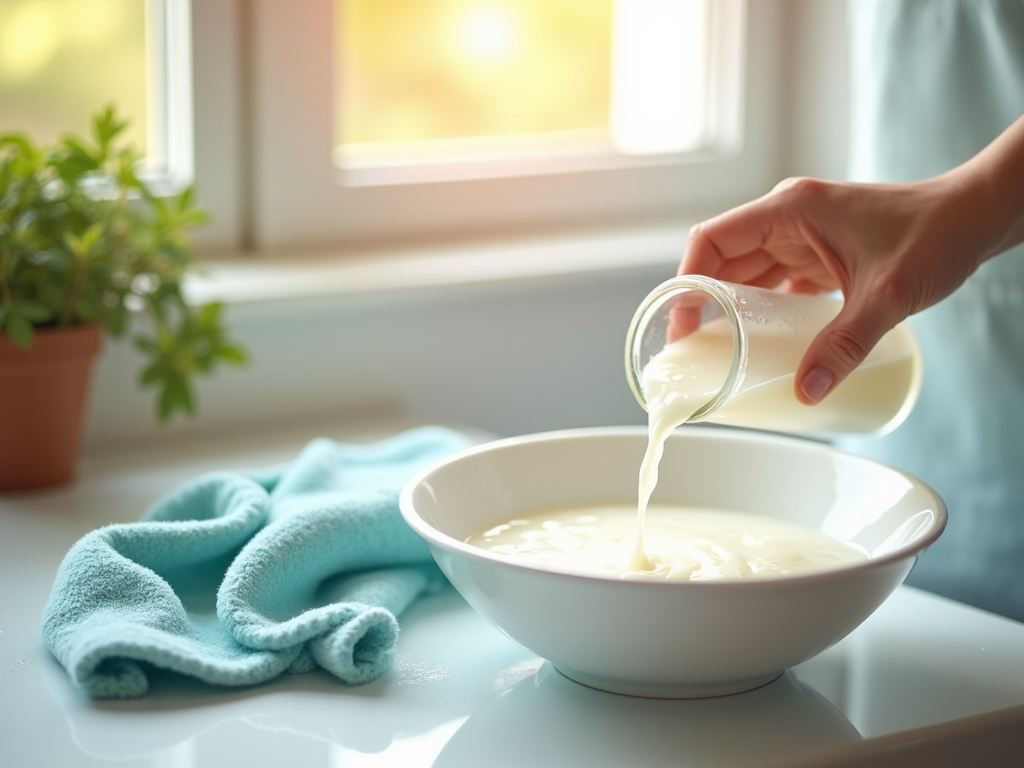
552, 666, 784, 699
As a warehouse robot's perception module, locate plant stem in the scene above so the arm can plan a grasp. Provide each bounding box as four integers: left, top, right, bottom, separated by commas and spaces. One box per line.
60, 251, 86, 326
0, 244, 14, 311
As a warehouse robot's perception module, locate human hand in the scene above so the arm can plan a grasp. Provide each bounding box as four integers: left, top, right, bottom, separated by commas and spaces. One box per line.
680, 112, 1024, 405
678, 175, 989, 404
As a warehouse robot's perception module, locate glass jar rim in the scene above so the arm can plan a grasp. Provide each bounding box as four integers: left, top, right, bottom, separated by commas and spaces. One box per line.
624, 275, 748, 422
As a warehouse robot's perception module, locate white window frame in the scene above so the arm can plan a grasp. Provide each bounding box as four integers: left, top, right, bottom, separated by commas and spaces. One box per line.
143, 0, 194, 194
0, 0, 194, 196
190, 0, 785, 255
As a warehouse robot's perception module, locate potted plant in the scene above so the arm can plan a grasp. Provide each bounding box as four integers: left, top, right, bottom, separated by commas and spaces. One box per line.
0, 106, 247, 491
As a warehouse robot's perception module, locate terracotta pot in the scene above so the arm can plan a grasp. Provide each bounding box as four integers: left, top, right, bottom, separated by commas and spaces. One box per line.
0, 324, 102, 491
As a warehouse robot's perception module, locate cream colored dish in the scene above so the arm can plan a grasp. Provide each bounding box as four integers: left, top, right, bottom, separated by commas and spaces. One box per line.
400, 426, 946, 698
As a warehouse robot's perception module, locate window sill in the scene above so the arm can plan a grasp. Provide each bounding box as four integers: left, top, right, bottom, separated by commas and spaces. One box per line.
187, 219, 692, 305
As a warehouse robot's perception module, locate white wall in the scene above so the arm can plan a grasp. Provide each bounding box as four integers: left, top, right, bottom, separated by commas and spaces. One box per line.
85, 254, 677, 446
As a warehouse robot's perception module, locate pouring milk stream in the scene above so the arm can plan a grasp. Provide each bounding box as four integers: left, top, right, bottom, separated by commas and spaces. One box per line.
465, 277, 920, 580
625, 276, 923, 571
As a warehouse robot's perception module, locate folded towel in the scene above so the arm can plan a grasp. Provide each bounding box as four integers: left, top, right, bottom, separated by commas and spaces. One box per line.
42, 426, 473, 699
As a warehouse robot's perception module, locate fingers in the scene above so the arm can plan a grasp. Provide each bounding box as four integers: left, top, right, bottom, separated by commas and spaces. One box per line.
679, 197, 779, 278
679, 180, 839, 290
666, 304, 701, 343
665, 289, 714, 341
740, 262, 792, 290
678, 177, 937, 407
795, 294, 904, 404
680, 177, 908, 405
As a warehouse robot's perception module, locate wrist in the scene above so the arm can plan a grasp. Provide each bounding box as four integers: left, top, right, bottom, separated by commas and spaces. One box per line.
947, 116, 1024, 264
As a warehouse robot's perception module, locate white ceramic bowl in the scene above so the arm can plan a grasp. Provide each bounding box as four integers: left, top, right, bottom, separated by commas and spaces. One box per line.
400, 426, 946, 698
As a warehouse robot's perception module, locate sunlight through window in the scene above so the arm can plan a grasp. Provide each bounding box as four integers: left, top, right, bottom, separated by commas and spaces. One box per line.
0, 0, 192, 187
0, 0, 148, 150
335, 0, 723, 184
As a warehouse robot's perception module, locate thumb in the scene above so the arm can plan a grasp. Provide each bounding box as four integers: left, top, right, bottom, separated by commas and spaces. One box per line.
795, 299, 899, 405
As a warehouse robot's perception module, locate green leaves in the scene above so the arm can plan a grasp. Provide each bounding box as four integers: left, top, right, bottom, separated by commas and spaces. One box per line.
52, 138, 101, 184
0, 298, 51, 349
135, 301, 249, 421
3, 312, 32, 349
0, 105, 249, 421
92, 105, 128, 158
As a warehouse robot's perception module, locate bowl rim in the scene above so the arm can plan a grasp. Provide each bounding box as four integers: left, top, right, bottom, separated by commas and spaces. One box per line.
399, 425, 948, 589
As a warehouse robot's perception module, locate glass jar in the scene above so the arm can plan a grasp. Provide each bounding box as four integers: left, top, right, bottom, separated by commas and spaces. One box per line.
625, 276, 923, 435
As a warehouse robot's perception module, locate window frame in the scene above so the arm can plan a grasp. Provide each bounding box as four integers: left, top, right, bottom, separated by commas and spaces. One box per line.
336, 0, 739, 187
143, 0, 195, 194
191, 0, 785, 255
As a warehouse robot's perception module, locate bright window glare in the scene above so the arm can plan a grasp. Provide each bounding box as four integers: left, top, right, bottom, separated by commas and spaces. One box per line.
336, 0, 716, 180
611, 0, 708, 155
329, 718, 470, 768
455, 4, 520, 64
337, 0, 614, 145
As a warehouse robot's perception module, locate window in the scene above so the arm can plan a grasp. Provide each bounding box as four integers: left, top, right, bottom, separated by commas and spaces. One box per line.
336, 0, 618, 184
2, 0, 782, 256
335, 0, 735, 186
0, 0, 193, 193
239, 0, 771, 253
0, 0, 149, 147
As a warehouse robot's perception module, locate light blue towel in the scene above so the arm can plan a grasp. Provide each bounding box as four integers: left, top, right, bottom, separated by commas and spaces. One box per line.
42, 426, 473, 699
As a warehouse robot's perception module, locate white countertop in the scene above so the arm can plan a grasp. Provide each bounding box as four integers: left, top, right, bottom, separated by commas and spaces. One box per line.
3, 417, 1024, 768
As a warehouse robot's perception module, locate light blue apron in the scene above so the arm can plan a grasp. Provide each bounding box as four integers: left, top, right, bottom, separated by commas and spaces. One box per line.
841, 0, 1024, 620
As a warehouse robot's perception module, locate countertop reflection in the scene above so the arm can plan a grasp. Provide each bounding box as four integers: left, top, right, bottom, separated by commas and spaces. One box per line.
434, 661, 860, 768
4, 418, 1024, 768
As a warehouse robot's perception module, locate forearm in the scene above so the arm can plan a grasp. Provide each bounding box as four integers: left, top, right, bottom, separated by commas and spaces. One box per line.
946, 112, 1024, 264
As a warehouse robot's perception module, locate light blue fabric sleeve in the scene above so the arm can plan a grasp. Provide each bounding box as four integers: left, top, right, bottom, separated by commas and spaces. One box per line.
840, 0, 1024, 620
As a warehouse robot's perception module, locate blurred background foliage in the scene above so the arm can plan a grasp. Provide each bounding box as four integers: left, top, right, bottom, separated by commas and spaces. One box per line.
0, 0, 148, 151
